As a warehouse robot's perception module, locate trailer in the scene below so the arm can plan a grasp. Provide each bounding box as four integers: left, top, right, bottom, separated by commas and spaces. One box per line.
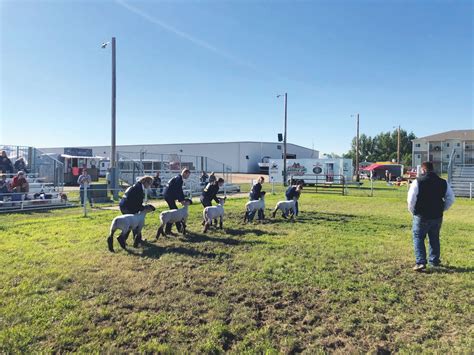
269, 158, 353, 185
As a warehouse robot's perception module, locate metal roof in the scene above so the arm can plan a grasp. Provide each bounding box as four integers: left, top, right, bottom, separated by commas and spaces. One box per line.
414, 130, 474, 141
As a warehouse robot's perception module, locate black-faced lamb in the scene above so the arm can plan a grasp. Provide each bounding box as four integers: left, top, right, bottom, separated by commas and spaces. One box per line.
107, 204, 155, 252
203, 197, 226, 233
156, 198, 193, 238
271, 197, 298, 220
244, 191, 266, 223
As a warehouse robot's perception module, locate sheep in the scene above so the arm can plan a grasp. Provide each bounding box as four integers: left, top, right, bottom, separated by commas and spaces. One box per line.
272, 196, 298, 220
107, 204, 156, 252
244, 191, 266, 223
202, 197, 226, 233
156, 198, 193, 238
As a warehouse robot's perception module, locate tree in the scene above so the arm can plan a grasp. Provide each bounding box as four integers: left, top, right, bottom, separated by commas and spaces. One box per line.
345, 129, 416, 167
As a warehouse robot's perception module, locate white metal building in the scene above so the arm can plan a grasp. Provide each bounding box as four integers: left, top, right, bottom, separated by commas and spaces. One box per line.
41, 141, 319, 173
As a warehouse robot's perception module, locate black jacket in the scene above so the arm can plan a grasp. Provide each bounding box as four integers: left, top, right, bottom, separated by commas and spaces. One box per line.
286, 186, 298, 200
249, 182, 262, 200
164, 174, 185, 201
119, 182, 145, 214
201, 182, 220, 204
414, 172, 448, 219
0, 157, 13, 174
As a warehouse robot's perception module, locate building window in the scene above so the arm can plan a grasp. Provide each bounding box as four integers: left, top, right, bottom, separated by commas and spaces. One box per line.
277, 145, 282, 150
415, 143, 421, 147
417, 155, 420, 158
446, 154, 450, 158
457, 143, 461, 147
446, 143, 450, 147
456, 155, 460, 158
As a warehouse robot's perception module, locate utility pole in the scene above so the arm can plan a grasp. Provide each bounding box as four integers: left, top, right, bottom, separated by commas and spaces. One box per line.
110, 37, 118, 200
397, 125, 401, 164
355, 113, 360, 182
283, 93, 288, 186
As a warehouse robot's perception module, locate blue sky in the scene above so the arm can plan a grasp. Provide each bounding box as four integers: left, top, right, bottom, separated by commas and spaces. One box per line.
1, 0, 472, 154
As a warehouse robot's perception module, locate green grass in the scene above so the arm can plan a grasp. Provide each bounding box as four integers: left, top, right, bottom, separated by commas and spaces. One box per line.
0, 187, 473, 353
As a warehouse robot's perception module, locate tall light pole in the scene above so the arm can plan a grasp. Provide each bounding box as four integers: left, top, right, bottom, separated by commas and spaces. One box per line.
397, 125, 401, 164
102, 37, 118, 199
277, 93, 288, 185
351, 113, 360, 182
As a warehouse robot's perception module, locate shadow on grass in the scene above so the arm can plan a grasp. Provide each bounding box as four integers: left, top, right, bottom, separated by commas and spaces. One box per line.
126, 240, 227, 260
295, 211, 357, 223
425, 265, 474, 274
185, 232, 267, 244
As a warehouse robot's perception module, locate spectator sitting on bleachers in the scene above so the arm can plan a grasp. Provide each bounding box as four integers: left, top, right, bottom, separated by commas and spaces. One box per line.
0, 151, 13, 175
200, 171, 209, 186
14, 157, 28, 173
152, 171, 162, 197
11, 171, 29, 193
208, 172, 216, 184
0, 174, 11, 199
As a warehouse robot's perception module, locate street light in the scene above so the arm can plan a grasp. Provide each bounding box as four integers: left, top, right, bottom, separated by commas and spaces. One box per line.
101, 37, 118, 200
277, 93, 288, 185
351, 113, 360, 182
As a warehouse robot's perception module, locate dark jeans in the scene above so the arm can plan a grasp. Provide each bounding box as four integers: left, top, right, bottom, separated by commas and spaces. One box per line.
165, 198, 182, 233
80, 186, 92, 206
286, 199, 299, 216
200, 197, 212, 208
412, 215, 442, 265
120, 205, 132, 215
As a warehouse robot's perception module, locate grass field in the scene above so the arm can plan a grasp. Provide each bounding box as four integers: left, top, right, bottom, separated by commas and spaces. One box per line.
0, 186, 473, 353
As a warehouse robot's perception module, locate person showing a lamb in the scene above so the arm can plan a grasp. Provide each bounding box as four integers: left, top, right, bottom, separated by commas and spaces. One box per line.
107, 204, 156, 252
244, 191, 266, 223
203, 197, 226, 233
285, 181, 303, 216
248, 176, 265, 221
163, 168, 191, 234
119, 176, 154, 215
272, 196, 298, 220
156, 198, 193, 238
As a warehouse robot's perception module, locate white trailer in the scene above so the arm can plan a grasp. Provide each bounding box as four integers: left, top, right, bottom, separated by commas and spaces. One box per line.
269, 158, 353, 184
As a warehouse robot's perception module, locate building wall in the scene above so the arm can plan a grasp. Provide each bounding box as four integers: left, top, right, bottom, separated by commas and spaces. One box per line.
41, 142, 319, 173
412, 137, 471, 173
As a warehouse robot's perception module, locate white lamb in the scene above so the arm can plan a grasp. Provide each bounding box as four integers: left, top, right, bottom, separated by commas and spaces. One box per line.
272, 197, 298, 220
244, 191, 266, 223
107, 204, 155, 252
156, 198, 193, 238
203, 197, 226, 233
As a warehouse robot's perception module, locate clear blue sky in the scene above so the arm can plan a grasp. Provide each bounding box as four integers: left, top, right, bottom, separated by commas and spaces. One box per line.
1, 0, 472, 154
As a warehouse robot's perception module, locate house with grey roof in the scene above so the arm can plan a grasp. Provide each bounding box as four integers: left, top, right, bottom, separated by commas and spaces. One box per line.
412, 130, 474, 173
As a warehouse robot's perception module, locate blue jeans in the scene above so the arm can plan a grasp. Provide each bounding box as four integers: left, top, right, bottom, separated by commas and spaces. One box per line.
412, 215, 442, 265
80, 186, 92, 206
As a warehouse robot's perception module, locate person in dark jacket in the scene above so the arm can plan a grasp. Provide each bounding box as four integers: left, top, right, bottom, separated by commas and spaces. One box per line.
119, 175, 154, 215
208, 172, 216, 184
152, 171, 162, 197
248, 176, 265, 220
200, 178, 224, 207
163, 168, 191, 234
285, 181, 303, 216
200, 171, 209, 186
407, 161, 455, 272
0, 151, 13, 175
14, 157, 28, 173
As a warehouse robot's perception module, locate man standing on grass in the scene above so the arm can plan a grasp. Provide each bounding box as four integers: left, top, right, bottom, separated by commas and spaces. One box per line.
407, 161, 455, 272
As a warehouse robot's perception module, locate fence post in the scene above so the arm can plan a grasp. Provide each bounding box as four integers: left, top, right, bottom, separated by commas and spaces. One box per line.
370, 178, 374, 197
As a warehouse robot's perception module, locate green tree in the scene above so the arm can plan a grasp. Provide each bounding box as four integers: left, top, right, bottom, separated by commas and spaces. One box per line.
345, 129, 416, 167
